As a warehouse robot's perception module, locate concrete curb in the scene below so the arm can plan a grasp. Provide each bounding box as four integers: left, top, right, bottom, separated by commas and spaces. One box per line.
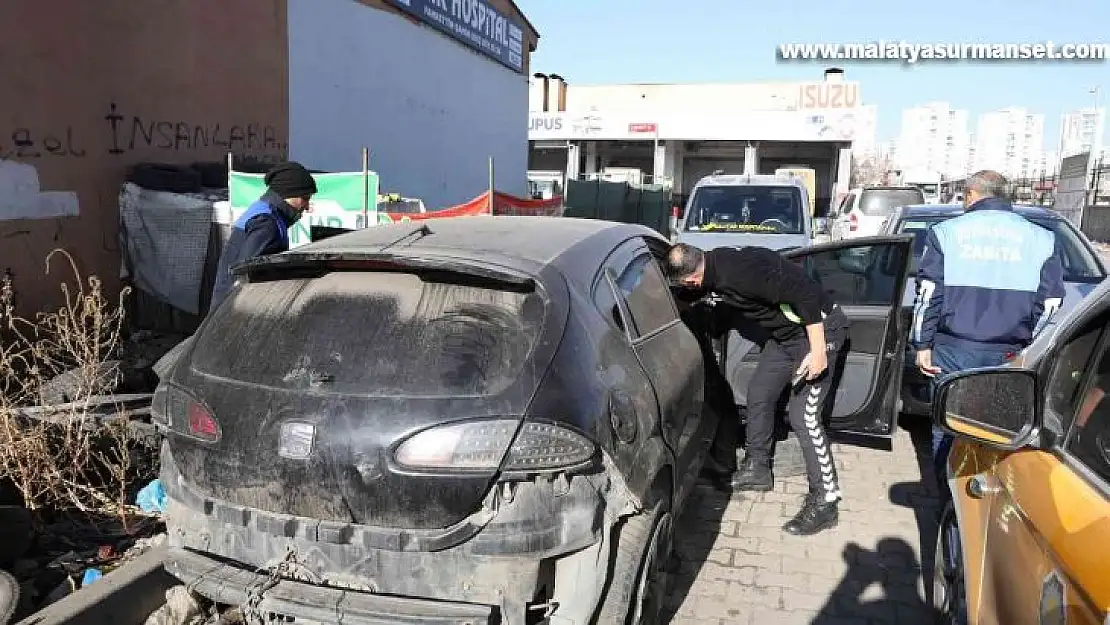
16, 546, 175, 625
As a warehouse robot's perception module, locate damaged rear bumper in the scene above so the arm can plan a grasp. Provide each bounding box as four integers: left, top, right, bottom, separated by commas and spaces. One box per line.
167, 547, 496, 625
160, 444, 640, 624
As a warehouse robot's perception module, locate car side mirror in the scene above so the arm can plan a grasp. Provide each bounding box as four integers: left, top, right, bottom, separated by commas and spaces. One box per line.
932, 368, 1039, 450
813, 217, 829, 235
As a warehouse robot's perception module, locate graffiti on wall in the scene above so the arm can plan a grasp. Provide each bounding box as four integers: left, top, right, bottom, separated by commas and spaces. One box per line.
0, 103, 286, 160
0, 127, 86, 160
105, 103, 286, 154
0, 103, 286, 220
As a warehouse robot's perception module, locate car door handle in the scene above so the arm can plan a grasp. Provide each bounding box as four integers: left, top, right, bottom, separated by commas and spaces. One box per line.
967, 473, 1002, 499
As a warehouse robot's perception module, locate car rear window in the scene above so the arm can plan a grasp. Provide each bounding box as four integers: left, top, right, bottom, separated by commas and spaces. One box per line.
193, 271, 545, 397
858, 189, 925, 216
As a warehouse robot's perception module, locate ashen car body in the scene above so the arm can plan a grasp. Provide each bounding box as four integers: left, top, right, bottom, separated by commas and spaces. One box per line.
152, 216, 721, 625
930, 275, 1110, 625
879, 203, 1107, 416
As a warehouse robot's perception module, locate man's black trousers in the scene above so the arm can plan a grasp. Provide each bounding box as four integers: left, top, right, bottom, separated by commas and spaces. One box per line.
736, 309, 849, 502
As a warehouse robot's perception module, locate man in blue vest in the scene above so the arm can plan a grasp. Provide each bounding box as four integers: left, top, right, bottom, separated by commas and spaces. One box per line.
209, 162, 317, 312
912, 169, 1065, 500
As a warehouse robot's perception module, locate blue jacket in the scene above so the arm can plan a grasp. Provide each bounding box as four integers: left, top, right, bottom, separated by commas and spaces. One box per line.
209, 192, 295, 314
911, 197, 1065, 351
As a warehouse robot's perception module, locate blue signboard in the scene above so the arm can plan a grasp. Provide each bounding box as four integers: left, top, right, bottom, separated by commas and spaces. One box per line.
384, 0, 525, 73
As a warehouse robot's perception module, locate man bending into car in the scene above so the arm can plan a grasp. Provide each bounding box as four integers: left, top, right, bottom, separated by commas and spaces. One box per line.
664, 243, 849, 536
912, 169, 1065, 502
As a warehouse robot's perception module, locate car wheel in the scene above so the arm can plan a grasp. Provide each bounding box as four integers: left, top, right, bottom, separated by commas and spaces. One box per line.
594, 501, 672, 625
933, 501, 968, 625
0, 569, 20, 625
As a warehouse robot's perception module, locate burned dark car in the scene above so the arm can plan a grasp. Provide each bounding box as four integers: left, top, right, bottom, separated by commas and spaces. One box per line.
152, 217, 720, 624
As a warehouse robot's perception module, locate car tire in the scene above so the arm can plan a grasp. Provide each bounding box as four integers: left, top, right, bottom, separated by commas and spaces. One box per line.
933, 500, 968, 625
0, 569, 20, 625
127, 163, 203, 194
594, 500, 672, 625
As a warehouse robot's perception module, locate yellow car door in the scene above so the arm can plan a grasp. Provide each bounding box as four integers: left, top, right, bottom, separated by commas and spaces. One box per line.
945, 312, 1110, 625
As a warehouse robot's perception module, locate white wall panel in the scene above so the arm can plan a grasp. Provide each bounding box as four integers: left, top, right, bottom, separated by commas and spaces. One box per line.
288, 0, 528, 208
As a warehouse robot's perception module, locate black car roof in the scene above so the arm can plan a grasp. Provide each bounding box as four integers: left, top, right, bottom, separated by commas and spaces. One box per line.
898, 203, 1062, 221
294, 216, 661, 284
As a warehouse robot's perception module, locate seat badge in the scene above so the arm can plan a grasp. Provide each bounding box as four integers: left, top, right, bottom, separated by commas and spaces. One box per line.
278, 422, 316, 460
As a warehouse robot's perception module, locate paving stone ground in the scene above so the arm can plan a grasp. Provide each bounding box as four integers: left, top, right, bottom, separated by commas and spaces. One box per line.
663, 417, 941, 625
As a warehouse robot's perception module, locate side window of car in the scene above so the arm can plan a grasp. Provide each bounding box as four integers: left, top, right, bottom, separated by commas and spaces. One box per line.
790, 242, 905, 306
614, 254, 679, 339
592, 270, 627, 332
1045, 317, 1108, 435
1062, 322, 1110, 484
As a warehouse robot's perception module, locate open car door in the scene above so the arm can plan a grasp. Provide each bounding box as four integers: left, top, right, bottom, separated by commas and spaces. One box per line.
722, 235, 914, 436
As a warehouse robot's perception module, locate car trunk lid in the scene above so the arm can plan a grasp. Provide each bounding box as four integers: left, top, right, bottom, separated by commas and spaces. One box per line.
164, 259, 562, 530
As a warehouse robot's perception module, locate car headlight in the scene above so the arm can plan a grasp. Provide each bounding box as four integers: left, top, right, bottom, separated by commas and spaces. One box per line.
393, 419, 596, 473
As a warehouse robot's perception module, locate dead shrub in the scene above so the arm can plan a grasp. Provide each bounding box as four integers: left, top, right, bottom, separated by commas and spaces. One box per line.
0, 250, 155, 526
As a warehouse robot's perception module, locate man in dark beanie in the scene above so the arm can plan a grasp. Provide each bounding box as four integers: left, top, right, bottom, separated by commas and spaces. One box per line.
209, 161, 317, 312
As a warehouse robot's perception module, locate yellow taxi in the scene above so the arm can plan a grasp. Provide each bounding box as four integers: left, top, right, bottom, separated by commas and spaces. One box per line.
931, 279, 1110, 625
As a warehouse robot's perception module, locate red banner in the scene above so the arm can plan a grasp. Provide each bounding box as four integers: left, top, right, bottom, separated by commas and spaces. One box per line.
379, 191, 563, 223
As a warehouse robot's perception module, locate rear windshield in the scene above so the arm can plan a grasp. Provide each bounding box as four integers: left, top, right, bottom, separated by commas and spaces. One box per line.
897, 216, 1106, 283
858, 189, 925, 216
685, 185, 805, 234
193, 272, 545, 397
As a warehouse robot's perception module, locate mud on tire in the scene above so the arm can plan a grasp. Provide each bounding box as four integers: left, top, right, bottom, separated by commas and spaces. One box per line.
593, 500, 671, 625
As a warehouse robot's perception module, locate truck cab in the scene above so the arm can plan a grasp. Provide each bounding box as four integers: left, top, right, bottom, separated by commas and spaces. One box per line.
674, 172, 815, 251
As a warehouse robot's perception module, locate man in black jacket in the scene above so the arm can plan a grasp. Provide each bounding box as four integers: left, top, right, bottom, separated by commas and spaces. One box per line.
209, 161, 318, 312
664, 243, 848, 536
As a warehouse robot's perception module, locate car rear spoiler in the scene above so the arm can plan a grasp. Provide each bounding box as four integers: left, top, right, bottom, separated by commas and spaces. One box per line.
231, 250, 536, 291
309, 225, 355, 242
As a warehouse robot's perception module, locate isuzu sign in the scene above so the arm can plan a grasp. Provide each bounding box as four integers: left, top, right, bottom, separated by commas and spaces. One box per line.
628, 123, 658, 133
797, 82, 860, 109
384, 0, 525, 73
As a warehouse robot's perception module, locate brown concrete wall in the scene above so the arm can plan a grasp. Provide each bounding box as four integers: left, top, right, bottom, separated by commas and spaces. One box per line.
0, 0, 290, 315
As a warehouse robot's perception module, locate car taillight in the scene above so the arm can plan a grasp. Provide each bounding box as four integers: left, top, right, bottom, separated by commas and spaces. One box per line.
154, 383, 220, 442
393, 419, 595, 473
187, 402, 220, 442
848, 212, 859, 232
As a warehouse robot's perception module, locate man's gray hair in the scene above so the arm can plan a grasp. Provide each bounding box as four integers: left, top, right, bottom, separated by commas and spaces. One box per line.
966, 170, 1009, 199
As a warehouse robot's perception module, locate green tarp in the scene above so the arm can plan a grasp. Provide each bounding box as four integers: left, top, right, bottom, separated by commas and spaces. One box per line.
563, 179, 672, 234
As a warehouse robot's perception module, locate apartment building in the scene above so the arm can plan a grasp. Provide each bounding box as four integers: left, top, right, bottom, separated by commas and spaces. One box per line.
972, 108, 1045, 178
1058, 107, 1106, 160
895, 102, 970, 178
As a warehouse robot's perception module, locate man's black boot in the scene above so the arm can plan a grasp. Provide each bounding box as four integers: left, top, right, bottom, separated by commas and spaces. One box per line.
782, 493, 839, 536
730, 455, 773, 492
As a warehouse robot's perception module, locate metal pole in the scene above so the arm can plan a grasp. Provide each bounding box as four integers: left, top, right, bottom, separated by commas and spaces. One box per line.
488, 156, 495, 215
226, 151, 233, 186
361, 146, 370, 228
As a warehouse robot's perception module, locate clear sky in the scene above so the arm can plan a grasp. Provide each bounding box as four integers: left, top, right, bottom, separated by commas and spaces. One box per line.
515, 0, 1108, 149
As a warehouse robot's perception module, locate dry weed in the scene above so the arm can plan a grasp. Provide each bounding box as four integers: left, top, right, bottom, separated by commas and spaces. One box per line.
0, 250, 154, 526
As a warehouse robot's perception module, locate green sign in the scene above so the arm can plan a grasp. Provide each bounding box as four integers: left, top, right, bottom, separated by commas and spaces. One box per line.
228, 170, 379, 248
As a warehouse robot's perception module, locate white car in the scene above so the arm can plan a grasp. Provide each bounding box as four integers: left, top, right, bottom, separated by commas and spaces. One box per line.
828, 186, 925, 241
